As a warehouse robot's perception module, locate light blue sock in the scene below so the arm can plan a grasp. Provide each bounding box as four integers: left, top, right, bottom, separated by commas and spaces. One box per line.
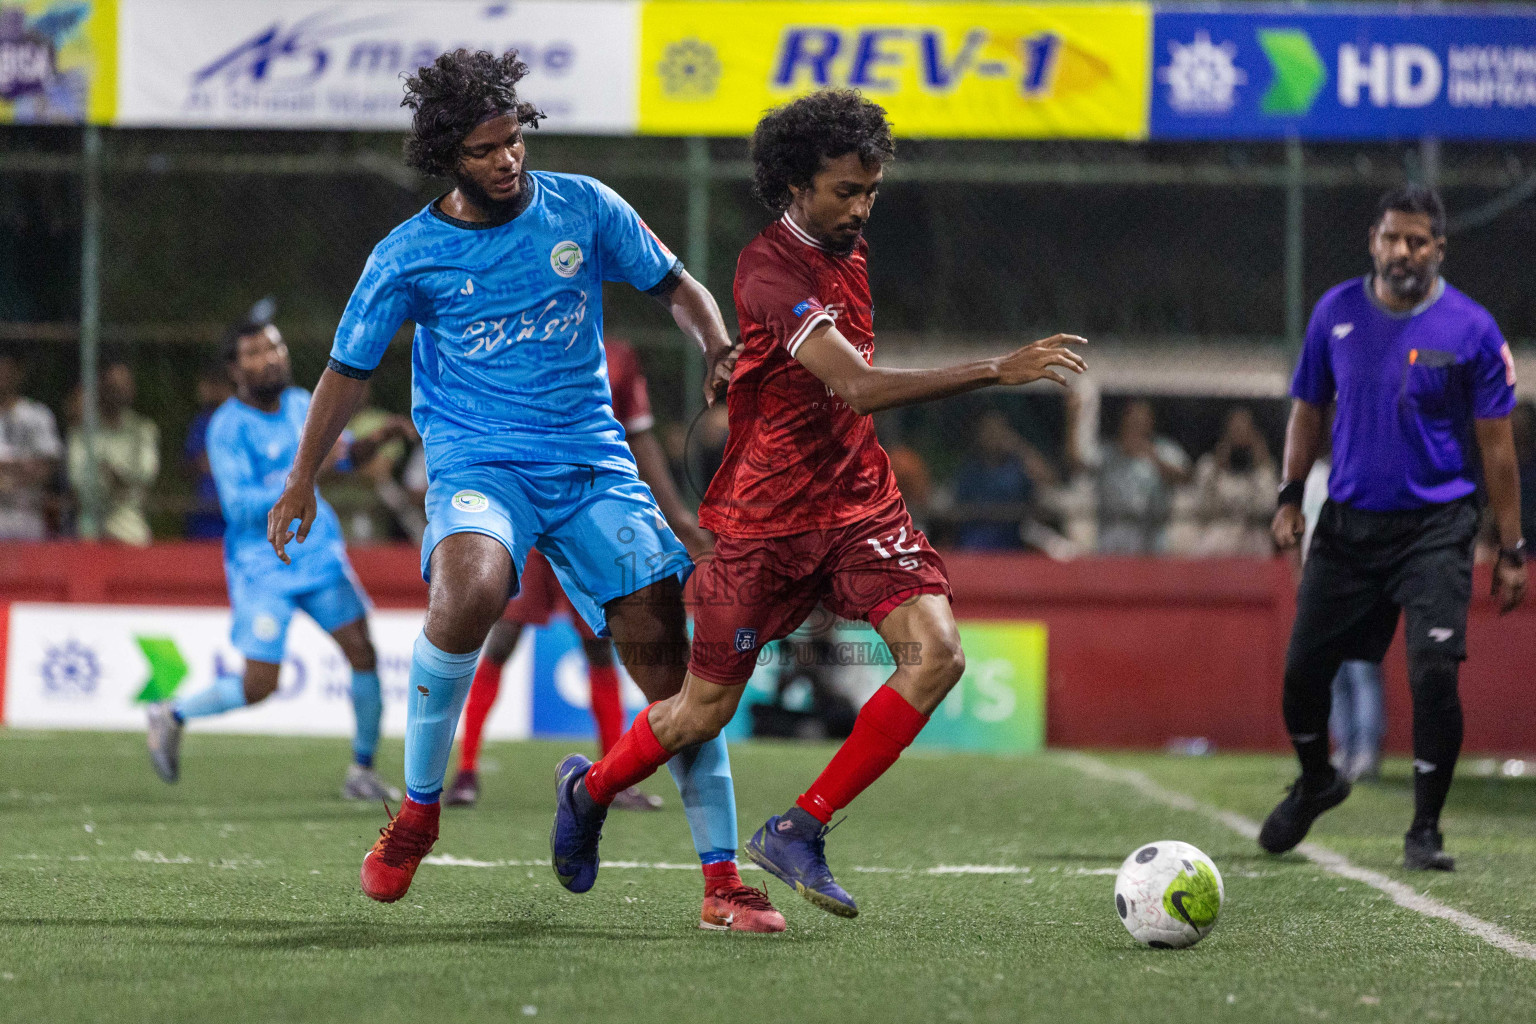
350, 669, 383, 769
403, 633, 480, 803
665, 734, 738, 864
173, 672, 247, 721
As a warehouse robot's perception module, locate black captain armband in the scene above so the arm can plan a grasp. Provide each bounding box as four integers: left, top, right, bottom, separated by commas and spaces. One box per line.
327, 357, 373, 381
1277, 480, 1305, 510
645, 261, 687, 299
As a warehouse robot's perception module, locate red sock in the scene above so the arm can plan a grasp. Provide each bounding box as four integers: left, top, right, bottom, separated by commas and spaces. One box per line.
584, 704, 672, 805
588, 663, 623, 755
796, 685, 929, 823
457, 658, 502, 773
702, 859, 742, 895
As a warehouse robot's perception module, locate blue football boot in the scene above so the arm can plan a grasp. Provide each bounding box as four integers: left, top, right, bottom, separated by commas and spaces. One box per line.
746, 814, 858, 918
550, 754, 607, 893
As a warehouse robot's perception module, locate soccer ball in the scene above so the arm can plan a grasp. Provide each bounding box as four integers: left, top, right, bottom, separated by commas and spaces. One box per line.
1113, 840, 1223, 949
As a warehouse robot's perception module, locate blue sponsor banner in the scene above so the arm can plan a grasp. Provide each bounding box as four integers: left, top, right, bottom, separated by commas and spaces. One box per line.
1152, 5, 1536, 140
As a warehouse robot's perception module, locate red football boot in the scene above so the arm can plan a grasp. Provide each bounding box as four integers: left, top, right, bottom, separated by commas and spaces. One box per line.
699, 862, 787, 933
360, 798, 440, 902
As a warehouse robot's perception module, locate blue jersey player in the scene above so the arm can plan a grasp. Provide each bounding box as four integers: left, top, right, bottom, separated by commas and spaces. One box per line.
267, 50, 782, 931
146, 321, 406, 804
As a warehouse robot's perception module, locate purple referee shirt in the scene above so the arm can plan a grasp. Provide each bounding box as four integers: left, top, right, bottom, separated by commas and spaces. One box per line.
1291, 276, 1517, 513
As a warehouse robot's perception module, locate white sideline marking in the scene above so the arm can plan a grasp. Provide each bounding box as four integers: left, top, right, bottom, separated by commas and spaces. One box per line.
1061, 752, 1536, 962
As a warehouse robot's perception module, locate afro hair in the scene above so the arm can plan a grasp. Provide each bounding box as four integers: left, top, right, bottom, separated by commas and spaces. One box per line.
402, 49, 545, 178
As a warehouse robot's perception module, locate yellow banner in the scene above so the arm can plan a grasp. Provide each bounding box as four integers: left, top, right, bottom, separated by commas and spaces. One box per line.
639, 1, 1150, 139
0, 0, 116, 125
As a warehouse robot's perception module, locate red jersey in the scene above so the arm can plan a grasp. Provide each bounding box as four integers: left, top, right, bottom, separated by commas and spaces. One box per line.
604, 338, 653, 436
699, 215, 901, 538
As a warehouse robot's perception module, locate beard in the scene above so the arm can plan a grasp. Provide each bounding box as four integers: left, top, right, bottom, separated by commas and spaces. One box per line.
248, 372, 290, 407
1377, 259, 1434, 301
455, 168, 532, 225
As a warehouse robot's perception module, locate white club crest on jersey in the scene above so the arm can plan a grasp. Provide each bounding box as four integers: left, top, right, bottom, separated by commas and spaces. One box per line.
1332, 323, 1354, 340
551, 241, 583, 278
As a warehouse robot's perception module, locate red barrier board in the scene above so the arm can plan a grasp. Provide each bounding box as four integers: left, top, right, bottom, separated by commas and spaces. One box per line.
2, 543, 1531, 753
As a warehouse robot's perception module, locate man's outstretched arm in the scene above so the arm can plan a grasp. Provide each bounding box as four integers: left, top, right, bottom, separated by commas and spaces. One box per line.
267, 367, 369, 563
794, 321, 1086, 416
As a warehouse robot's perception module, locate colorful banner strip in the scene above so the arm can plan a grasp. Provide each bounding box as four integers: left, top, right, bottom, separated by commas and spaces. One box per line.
638, 1, 1151, 139
6, 3, 1536, 142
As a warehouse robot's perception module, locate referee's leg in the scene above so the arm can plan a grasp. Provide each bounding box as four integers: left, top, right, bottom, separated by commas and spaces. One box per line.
1282, 543, 1397, 784
1390, 499, 1478, 869
1261, 516, 1398, 855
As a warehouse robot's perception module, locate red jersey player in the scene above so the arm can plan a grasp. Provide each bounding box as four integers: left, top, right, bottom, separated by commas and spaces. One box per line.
445, 339, 711, 812
551, 90, 1085, 919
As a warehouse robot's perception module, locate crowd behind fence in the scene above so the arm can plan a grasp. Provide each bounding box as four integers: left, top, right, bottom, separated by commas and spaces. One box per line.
2, 128, 1535, 553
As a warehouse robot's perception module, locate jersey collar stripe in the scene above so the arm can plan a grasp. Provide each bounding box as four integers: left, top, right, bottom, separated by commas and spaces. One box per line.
786, 310, 834, 357
780, 214, 825, 250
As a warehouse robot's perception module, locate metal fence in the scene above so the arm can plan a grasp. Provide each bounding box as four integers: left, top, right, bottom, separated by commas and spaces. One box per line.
2, 127, 1534, 543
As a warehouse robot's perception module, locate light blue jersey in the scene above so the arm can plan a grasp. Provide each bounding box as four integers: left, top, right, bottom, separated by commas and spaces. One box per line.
208, 388, 349, 595
330, 172, 680, 479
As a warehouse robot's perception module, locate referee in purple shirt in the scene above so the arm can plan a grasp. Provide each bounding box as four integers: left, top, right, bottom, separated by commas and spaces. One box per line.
1263, 186, 1527, 871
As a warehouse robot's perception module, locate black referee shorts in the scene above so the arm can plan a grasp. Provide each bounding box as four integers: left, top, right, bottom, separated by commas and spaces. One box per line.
1287, 496, 1479, 672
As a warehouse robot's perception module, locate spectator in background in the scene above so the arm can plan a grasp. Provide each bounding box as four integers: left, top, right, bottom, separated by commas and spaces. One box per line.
1071, 398, 1191, 554
950, 410, 1055, 550
67, 360, 159, 546
183, 362, 233, 539
1188, 406, 1279, 556
0, 348, 63, 540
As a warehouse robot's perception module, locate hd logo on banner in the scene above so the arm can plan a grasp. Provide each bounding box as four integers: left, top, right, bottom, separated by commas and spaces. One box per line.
639, 1, 1151, 138
1152, 7, 1536, 140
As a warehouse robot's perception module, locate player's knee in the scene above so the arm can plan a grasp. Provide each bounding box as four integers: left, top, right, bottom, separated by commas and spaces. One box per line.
349, 640, 377, 673
428, 576, 507, 649
244, 674, 279, 703
911, 633, 964, 703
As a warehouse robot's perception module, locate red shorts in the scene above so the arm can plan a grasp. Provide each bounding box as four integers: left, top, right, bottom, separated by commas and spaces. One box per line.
687, 500, 951, 684
504, 549, 597, 641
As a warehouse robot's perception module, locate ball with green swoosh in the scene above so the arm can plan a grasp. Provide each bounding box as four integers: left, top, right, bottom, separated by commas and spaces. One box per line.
1114, 840, 1224, 948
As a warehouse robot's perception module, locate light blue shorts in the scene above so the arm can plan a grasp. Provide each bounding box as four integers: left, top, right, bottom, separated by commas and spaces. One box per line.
228, 566, 370, 663
420, 460, 691, 637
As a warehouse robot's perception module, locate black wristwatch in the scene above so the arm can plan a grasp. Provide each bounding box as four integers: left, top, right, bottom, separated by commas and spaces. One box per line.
1498, 538, 1526, 567
1277, 480, 1305, 510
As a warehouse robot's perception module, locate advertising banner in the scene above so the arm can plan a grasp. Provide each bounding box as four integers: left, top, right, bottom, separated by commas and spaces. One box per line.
0, 0, 115, 124
638, 1, 1151, 139
114, 0, 636, 131
3, 603, 1045, 754
2, 603, 528, 741
1152, 6, 1536, 140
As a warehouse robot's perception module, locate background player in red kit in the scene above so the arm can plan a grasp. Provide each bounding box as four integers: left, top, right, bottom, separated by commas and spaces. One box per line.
445, 339, 711, 811
552, 90, 1086, 918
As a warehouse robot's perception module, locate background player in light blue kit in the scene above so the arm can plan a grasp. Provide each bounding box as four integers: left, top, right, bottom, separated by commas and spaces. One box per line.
147, 320, 409, 803
267, 49, 782, 931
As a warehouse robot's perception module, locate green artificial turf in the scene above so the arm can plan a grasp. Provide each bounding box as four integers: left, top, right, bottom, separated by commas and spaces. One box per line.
1, 732, 1533, 1023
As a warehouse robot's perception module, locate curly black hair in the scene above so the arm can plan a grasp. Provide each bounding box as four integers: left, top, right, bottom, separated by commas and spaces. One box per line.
750, 89, 895, 213
402, 49, 545, 178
